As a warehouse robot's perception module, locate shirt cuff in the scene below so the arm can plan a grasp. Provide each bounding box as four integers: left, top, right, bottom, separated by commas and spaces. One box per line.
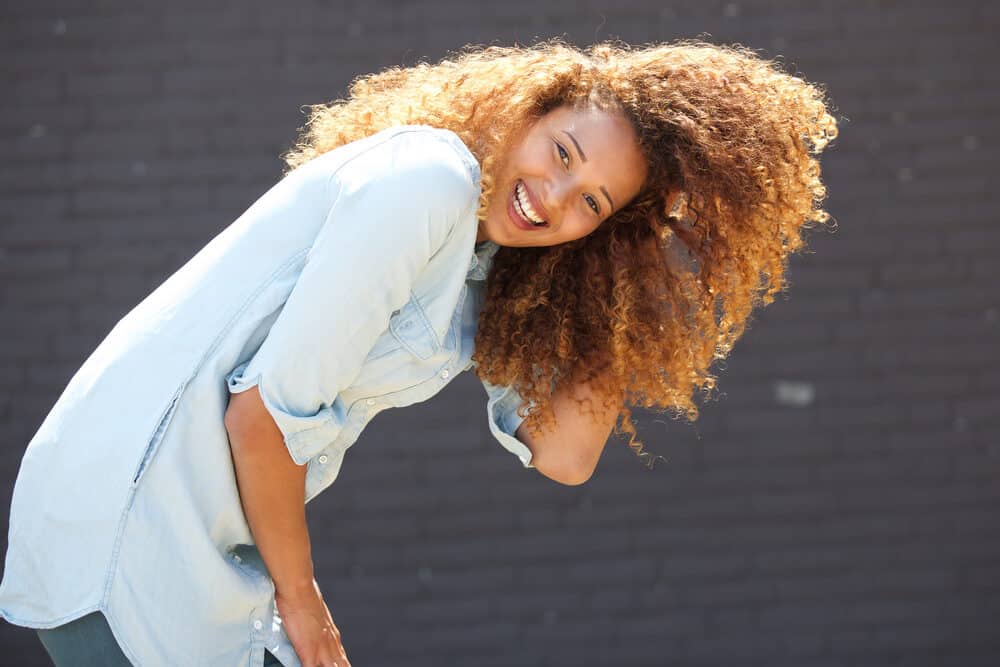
485, 382, 535, 469
225, 361, 343, 466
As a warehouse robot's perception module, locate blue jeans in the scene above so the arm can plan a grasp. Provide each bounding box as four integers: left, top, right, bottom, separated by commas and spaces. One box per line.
36, 610, 283, 665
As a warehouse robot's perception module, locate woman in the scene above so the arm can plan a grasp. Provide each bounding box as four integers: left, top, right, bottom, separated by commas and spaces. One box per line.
0, 38, 836, 666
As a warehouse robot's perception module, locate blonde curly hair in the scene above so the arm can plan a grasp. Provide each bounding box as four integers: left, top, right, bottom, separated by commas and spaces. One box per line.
282, 37, 838, 468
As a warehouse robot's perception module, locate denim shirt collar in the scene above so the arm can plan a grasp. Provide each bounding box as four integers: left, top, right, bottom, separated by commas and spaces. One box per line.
466, 240, 499, 281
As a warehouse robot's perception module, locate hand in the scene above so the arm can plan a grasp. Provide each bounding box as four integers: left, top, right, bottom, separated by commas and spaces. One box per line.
275, 578, 352, 667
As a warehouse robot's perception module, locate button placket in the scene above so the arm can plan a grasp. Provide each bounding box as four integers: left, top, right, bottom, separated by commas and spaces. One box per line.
250, 607, 267, 640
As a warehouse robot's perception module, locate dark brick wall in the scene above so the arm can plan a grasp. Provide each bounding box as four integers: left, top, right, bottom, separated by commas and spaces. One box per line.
2, 1, 998, 665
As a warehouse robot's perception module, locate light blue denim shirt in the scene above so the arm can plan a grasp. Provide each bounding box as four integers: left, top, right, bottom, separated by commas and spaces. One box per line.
0, 125, 533, 666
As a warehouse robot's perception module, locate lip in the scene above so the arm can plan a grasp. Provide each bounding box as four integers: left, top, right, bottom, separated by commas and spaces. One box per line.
507, 180, 546, 232
520, 181, 549, 223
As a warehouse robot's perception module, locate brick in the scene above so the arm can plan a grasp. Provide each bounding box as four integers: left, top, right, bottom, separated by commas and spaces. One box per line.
5, 73, 63, 104
69, 131, 161, 160
659, 551, 750, 579
833, 314, 990, 345
403, 595, 490, 624
65, 70, 157, 100
492, 588, 585, 620
565, 556, 658, 586
0, 362, 26, 387
859, 340, 996, 371
165, 37, 280, 68
24, 361, 78, 388
687, 578, 779, 606
614, 609, 706, 638
422, 508, 516, 537
419, 565, 515, 595
1, 273, 99, 304
685, 630, 785, 661
381, 619, 519, 653
0, 192, 70, 223
587, 588, 635, 613
0, 247, 73, 274
159, 7, 257, 37
757, 599, 853, 629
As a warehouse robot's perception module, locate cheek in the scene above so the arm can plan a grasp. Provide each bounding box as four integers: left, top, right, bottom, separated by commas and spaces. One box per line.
517, 143, 549, 172
489, 178, 511, 213
564, 215, 601, 242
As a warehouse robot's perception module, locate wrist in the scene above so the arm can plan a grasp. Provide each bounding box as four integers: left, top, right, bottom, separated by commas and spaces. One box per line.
275, 574, 319, 601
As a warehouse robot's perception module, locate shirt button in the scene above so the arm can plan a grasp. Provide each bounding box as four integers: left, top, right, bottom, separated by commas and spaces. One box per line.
440, 369, 450, 379
318, 454, 329, 464
253, 620, 263, 630
366, 398, 376, 406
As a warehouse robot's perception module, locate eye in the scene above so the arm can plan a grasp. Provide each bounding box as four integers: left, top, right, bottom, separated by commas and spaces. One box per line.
555, 141, 570, 168
585, 195, 600, 215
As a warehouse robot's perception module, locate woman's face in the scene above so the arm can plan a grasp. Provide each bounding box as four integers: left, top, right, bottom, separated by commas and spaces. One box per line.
477, 104, 648, 248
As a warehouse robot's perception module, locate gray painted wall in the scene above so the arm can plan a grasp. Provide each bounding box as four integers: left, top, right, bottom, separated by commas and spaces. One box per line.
2, 1, 998, 665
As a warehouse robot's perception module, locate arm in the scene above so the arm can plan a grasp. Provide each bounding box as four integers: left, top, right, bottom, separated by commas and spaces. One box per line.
225, 128, 479, 467
224, 385, 313, 595
221, 129, 476, 666
225, 386, 351, 667
516, 373, 621, 486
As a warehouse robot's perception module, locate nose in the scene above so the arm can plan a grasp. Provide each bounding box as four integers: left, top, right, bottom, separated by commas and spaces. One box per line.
541, 175, 574, 222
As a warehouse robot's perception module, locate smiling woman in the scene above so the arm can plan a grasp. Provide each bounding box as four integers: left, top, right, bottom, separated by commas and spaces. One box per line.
0, 36, 837, 667
279, 40, 836, 479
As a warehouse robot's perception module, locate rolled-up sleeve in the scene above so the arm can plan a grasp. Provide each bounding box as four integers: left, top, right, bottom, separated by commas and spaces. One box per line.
479, 375, 536, 469
227, 129, 479, 465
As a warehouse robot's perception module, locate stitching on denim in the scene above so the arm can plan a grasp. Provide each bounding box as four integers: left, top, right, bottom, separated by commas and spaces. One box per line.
196, 248, 309, 378
390, 291, 441, 360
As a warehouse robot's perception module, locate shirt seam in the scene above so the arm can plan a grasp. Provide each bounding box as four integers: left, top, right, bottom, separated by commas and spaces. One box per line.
101, 249, 308, 611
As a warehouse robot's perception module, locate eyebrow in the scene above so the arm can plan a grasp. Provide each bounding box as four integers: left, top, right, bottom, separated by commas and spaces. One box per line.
562, 130, 615, 212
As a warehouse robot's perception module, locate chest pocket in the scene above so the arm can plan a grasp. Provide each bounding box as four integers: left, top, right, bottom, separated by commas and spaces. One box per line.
387, 292, 440, 360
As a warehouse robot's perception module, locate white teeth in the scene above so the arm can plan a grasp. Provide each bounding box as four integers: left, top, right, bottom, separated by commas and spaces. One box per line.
515, 182, 546, 226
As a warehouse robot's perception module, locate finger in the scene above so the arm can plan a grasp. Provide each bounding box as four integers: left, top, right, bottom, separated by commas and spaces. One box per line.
317, 645, 344, 667
335, 640, 349, 660
331, 646, 350, 667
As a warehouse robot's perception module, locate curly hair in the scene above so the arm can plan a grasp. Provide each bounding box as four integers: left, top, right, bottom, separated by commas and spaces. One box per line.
281, 37, 838, 469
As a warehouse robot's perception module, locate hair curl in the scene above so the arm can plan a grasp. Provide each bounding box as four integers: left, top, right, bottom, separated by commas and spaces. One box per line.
282, 38, 838, 469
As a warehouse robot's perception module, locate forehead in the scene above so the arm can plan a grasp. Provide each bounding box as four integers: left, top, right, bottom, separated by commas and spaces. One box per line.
539, 104, 620, 129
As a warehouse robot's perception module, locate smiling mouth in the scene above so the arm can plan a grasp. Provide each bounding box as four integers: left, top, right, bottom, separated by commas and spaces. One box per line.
511, 180, 548, 229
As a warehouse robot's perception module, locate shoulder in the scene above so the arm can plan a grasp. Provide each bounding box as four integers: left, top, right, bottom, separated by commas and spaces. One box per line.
328, 125, 481, 208
393, 125, 480, 182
